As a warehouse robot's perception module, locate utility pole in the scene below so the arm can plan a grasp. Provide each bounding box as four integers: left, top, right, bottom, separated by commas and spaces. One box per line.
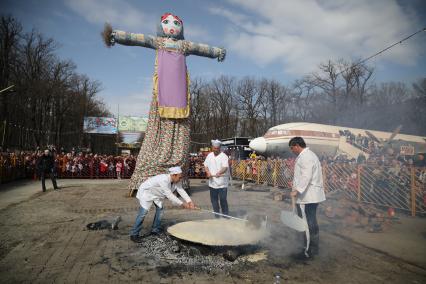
116, 104, 120, 155
1, 120, 6, 149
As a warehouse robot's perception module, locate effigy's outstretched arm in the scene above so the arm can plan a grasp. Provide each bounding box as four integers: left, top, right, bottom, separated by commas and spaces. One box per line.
102, 23, 157, 49
185, 41, 226, 62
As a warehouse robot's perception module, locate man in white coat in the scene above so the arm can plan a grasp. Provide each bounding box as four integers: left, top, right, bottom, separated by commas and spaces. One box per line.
203, 139, 229, 217
289, 137, 326, 259
130, 166, 195, 243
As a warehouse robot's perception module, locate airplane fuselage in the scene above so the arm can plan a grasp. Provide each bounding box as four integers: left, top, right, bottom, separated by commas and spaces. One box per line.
249, 122, 426, 158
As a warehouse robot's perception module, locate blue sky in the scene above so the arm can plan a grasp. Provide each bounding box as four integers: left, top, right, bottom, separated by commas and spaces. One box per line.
2, 0, 426, 117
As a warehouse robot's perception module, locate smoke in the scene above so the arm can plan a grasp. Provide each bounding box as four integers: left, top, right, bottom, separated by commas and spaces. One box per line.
260, 215, 305, 261
224, 185, 307, 261
336, 99, 426, 136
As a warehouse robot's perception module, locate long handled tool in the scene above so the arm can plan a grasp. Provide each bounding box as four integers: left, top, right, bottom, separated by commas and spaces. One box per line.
280, 195, 311, 256
280, 196, 306, 232
195, 207, 248, 222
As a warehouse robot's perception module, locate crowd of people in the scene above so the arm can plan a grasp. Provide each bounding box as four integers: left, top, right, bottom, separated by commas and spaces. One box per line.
187, 154, 208, 178
1, 143, 425, 214
0, 147, 138, 183
1, 144, 425, 188
52, 152, 137, 179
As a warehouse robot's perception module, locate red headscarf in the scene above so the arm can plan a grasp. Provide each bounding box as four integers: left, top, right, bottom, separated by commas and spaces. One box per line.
161, 13, 183, 25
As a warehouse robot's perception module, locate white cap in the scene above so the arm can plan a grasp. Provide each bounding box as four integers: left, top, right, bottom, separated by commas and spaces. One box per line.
211, 139, 222, 147
169, 166, 182, 175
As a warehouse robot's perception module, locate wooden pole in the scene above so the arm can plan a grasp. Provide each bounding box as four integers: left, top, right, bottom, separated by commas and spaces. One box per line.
410, 167, 416, 217
1, 120, 6, 149
273, 160, 278, 187
322, 163, 328, 193
242, 160, 246, 190
257, 160, 260, 184
357, 165, 362, 202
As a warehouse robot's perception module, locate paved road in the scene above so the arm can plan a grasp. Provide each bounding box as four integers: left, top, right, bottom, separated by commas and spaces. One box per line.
0, 179, 425, 283
0, 179, 124, 210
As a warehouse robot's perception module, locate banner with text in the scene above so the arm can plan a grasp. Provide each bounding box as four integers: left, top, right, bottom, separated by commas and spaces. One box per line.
83, 117, 117, 134
118, 116, 148, 132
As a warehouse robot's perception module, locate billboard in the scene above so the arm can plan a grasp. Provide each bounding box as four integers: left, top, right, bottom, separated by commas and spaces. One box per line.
118, 116, 148, 132
120, 132, 143, 144
83, 117, 117, 134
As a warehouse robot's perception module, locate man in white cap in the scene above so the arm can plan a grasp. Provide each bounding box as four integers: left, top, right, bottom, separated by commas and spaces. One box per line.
130, 166, 195, 243
203, 139, 229, 217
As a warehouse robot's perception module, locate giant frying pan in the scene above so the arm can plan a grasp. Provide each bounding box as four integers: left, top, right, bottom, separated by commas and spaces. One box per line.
167, 219, 269, 246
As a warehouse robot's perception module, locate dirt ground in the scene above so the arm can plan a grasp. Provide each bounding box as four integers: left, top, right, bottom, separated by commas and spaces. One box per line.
0, 179, 425, 283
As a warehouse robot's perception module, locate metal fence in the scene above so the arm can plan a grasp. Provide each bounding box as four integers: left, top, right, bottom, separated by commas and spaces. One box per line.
2, 155, 425, 216
0, 155, 136, 183
0, 155, 32, 184
231, 159, 426, 216
54, 165, 134, 179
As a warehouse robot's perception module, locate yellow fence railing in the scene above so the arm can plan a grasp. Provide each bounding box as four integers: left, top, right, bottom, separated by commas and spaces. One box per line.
231, 160, 426, 216
0, 155, 30, 184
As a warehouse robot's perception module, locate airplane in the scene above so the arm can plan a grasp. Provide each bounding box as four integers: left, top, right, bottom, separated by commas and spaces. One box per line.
249, 122, 426, 159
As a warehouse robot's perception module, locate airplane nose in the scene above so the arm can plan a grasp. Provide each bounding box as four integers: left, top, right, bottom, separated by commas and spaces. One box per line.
249, 137, 267, 153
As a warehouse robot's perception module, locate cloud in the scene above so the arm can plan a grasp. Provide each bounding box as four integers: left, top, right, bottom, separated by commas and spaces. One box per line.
185, 24, 212, 42
104, 78, 153, 117
64, 0, 156, 32
211, 0, 424, 75
65, 0, 212, 42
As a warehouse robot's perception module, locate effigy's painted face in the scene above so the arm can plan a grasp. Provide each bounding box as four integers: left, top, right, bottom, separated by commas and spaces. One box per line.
161, 14, 182, 37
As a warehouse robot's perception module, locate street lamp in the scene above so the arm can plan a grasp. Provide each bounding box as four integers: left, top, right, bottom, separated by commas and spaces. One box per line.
0, 85, 14, 95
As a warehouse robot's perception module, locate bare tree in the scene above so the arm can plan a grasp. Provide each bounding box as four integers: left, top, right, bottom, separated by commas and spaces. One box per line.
370, 82, 410, 106
311, 60, 340, 109
338, 59, 373, 107
413, 78, 426, 99
291, 78, 317, 122
0, 16, 22, 139
235, 77, 264, 137
0, 16, 110, 151
210, 75, 236, 138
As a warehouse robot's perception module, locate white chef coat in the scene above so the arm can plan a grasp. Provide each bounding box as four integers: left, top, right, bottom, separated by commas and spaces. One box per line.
203, 152, 229, 188
293, 147, 326, 204
136, 174, 191, 210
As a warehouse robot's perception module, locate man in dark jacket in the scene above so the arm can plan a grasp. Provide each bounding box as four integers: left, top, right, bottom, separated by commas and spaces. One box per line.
36, 149, 59, 192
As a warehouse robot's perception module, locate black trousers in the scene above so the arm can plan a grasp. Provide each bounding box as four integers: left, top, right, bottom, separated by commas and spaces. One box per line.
296, 203, 319, 255
209, 187, 229, 217
41, 171, 58, 191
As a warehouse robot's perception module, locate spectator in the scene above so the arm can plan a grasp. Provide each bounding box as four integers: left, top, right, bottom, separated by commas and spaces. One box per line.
116, 160, 123, 179
414, 154, 426, 167
357, 153, 366, 164
100, 159, 108, 176
108, 161, 114, 178
36, 149, 59, 192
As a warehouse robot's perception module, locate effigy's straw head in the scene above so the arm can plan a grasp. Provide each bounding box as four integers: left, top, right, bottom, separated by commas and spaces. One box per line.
157, 13, 184, 40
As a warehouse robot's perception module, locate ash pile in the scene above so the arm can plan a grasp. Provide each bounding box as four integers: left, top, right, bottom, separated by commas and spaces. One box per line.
134, 232, 255, 273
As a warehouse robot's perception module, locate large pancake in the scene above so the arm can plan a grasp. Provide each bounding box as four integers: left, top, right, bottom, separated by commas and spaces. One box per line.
167, 219, 269, 246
